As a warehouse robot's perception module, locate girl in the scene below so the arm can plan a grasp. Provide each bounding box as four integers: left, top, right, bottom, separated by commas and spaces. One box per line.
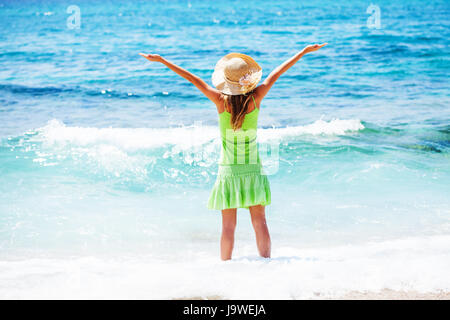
140, 43, 327, 260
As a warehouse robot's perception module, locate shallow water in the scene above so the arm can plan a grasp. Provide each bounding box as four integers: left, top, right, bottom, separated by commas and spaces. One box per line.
0, 0, 449, 298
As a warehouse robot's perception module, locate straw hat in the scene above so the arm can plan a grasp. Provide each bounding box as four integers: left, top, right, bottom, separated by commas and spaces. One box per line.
212, 53, 262, 95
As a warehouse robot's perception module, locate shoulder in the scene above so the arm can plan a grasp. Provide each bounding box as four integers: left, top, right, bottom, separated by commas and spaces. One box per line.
208, 86, 223, 104
252, 87, 263, 109
215, 94, 226, 113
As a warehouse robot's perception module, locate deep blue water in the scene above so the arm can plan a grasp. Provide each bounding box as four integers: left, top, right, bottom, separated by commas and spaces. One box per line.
0, 0, 449, 298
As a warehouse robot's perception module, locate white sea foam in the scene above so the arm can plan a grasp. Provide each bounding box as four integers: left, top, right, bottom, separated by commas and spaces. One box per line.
259, 118, 365, 142
32, 118, 364, 151
0, 235, 448, 299
34, 119, 218, 151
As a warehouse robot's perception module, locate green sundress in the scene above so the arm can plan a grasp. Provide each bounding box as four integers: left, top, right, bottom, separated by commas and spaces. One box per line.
207, 96, 271, 210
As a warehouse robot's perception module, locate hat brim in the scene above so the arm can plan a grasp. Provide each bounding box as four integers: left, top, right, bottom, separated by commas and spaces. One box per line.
212, 53, 262, 95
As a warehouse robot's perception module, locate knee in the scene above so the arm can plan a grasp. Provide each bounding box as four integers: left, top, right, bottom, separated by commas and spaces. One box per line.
252, 220, 269, 235
222, 222, 236, 235
251, 217, 267, 229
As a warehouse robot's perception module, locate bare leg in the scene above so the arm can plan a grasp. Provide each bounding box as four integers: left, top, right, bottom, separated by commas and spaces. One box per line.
221, 208, 237, 261
249, 205, 271, 258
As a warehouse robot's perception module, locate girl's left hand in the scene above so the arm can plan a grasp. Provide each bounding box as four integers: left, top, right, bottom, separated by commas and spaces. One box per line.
139, 53, 162, 62
302, 43, 328, 54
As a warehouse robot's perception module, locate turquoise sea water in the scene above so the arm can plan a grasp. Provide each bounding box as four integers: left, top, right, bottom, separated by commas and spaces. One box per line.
0, 0, 449, 298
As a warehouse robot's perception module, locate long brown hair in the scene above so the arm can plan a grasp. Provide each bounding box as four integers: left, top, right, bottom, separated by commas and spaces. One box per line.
222, 90, 255, 130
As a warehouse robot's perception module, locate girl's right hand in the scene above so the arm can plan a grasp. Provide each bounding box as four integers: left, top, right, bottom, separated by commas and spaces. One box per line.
139, 53, 163, 62
302, 43, 328, 54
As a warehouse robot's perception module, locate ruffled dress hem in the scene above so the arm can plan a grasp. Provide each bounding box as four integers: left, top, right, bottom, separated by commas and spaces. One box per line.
207, 165, 271, 210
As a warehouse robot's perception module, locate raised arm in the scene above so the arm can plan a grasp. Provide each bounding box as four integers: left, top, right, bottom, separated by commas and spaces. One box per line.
139, 53, 221, 105
254, 43, 327, 102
